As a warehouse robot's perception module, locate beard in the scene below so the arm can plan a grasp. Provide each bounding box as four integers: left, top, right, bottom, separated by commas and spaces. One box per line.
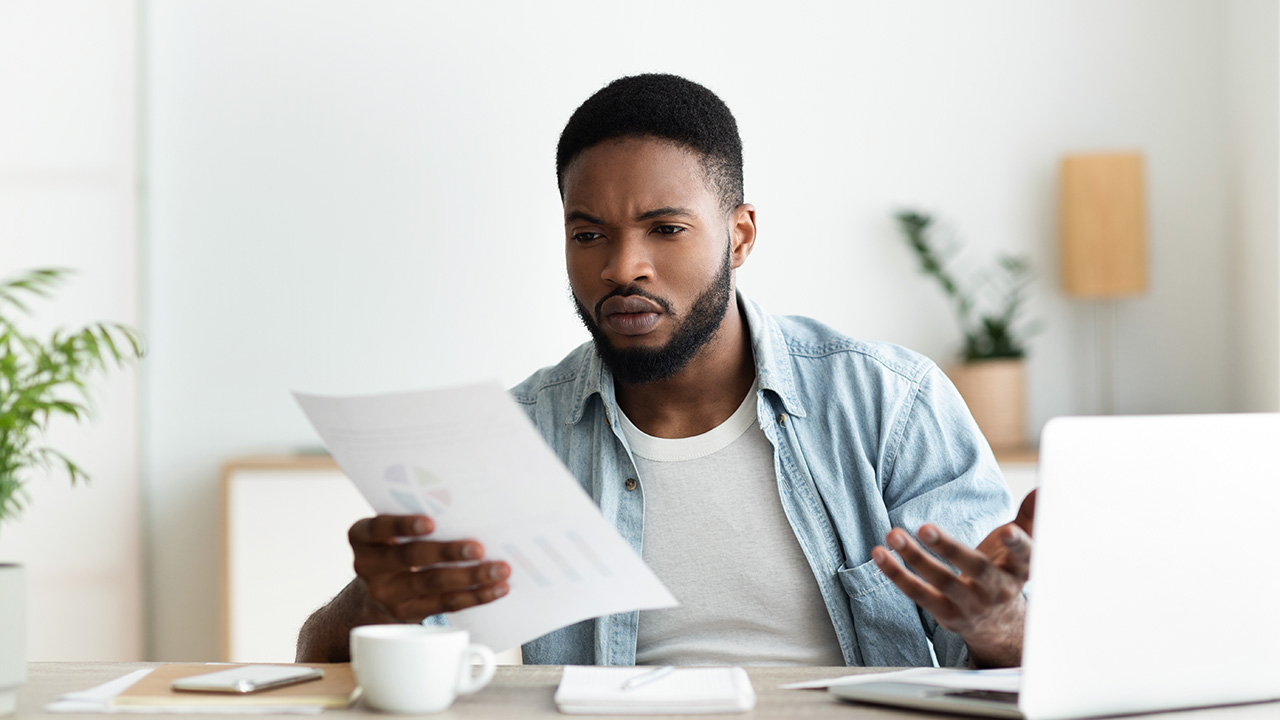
574, 246, 734, 386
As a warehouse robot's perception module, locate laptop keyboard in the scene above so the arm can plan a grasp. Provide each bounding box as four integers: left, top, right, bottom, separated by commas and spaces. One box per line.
943, 689, 1020, 705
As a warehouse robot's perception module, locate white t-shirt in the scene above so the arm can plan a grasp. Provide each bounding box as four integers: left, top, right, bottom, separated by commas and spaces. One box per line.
621, 382, 846, 666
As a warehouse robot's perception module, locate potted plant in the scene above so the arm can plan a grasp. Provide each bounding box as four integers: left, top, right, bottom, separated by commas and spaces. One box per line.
894, 210, 1037, 450
0, 268, 144, 714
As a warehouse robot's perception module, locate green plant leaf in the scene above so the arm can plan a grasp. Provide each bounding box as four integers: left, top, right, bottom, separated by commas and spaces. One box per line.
893, 210, 1039, 362
0, 267, 143, 527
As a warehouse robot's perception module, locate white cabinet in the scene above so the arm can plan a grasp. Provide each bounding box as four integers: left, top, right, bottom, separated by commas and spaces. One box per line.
996, 447, 1039, 511
222, 457, 371, 662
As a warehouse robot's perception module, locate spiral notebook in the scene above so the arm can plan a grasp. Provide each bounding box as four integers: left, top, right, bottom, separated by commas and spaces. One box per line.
555, 666, 756, 715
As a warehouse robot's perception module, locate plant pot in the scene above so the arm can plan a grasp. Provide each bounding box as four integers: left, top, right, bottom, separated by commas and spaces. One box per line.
946, 359, 1027, 451
0, 564, 24, 715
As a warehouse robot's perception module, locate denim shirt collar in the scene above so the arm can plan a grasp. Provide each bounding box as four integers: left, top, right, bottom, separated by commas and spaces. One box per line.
563, 291, 807, 426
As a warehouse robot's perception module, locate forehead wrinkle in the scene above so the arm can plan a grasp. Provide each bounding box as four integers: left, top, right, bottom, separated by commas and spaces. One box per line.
561, 139, 719, 226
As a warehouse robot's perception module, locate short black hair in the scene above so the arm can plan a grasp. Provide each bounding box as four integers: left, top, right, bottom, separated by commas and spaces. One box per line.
556, 74, 744, 212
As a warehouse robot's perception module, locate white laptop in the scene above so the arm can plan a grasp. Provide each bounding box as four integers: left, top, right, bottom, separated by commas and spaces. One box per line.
832, 414, 1280, 719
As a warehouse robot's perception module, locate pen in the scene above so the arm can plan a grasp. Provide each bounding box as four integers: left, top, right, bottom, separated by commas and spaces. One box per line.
621, 665, 675, 691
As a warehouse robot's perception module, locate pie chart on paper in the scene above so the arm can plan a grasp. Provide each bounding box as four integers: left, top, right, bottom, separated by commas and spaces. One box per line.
412, 466, 453, 515
382, 463, 452, 516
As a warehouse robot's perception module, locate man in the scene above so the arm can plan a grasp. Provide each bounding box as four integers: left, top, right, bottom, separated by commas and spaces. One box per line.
297, 74, 1034, 668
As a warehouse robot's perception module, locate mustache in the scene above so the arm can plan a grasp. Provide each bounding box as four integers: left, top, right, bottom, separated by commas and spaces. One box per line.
594, 286, 674, 320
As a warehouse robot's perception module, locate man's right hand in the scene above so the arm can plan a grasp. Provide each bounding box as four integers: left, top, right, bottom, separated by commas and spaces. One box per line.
350, 514, 511, 623
297, 514, 511, 662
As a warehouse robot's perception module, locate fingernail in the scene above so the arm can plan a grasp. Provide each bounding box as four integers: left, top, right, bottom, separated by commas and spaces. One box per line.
486, 564, 504, 581
461, 543, 479, 560
1003, 532, 1022, 546
887, 533, 905, 550
493, 584, 509, 599
412, 518, 430, 535
872, 549, 887, 565
920, 526, 939, 544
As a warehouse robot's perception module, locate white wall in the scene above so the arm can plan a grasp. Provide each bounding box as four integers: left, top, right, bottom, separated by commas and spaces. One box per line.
144, 0, 1272, 660
1226, 0, 1280, 412
0, 0, 143, 660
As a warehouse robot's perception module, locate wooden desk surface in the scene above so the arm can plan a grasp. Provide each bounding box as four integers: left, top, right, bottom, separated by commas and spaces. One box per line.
16, 662, 1280, 719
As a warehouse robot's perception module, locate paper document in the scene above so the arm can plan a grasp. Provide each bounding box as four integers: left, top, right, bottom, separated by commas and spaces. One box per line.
294, 383, 677, 651
45, 669, 325, 715
555, 665, 757, 714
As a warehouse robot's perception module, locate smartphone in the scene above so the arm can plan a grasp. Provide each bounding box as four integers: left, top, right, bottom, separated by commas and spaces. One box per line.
171, 665, 324, 694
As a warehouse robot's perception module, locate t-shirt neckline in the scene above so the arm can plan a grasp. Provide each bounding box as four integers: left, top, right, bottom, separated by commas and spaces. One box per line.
618, 379, 760, 462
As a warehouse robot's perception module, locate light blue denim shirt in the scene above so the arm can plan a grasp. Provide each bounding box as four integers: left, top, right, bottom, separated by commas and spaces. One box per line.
508, 293, 1011, 667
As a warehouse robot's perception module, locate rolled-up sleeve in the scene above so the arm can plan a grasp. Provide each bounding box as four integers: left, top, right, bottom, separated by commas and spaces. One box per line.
882, 364, 1013, 667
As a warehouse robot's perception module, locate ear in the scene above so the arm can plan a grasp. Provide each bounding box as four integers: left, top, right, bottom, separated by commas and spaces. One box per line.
729, 204, 757, 269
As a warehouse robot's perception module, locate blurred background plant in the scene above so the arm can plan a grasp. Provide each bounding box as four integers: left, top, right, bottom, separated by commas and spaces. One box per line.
0, 268, 146, 529
895, 210, 1039, 361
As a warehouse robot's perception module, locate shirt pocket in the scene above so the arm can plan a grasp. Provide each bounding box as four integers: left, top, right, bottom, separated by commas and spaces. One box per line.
836, 555, 933, 667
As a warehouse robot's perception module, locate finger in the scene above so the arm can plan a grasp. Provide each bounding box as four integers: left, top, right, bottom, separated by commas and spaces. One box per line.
374, 561, 512, 607
401, 580, 512, 618
349, 515, 434, 545
994, 525, 1032, 582
886, 528, 969, 597
872, 546, 960, 624
1014, 489, 1037, 537
396, 539, 485, 569
409, 561, 511, 598
354, 539, 485, 577
916, 524, 996, 578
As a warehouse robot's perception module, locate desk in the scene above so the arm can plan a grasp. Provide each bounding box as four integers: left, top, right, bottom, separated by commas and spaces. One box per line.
15, 663, 1280, 719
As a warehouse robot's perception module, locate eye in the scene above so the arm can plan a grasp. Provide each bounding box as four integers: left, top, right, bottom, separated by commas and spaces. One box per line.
572, 231, 603, 244
653, 225, 685, 236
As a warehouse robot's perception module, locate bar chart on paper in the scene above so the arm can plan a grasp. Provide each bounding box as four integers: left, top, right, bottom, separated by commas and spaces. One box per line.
500, 527, 614, 589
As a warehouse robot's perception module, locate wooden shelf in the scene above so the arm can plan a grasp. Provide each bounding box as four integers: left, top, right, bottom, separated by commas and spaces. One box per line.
994, 445, 1039, 464
221, 454, 338, 474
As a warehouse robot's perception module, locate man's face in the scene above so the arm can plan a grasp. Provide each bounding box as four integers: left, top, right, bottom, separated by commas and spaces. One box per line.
561, 136, 745, 385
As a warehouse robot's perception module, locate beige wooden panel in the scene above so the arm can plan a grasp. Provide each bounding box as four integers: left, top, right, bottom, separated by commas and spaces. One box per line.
1059, 153, 1148, 297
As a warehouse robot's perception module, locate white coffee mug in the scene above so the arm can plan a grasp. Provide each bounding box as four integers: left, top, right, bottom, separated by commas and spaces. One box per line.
350, 625, 497, 714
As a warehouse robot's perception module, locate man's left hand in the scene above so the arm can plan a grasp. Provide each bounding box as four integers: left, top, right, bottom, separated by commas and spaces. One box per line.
871, 490, 1037, 668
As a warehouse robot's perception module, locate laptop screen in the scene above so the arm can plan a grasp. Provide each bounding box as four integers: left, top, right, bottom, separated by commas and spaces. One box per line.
1020, 414, 1280, 719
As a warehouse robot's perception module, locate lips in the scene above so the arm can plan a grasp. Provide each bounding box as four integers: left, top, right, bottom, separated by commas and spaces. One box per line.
601, 296, 663, 316
600, 295, 663, 336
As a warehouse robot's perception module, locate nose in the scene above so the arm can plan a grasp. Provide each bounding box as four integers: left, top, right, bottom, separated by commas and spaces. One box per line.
601, 234, 653, 287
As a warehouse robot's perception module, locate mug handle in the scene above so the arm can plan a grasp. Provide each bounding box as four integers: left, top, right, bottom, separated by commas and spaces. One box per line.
455, 644, 497, 696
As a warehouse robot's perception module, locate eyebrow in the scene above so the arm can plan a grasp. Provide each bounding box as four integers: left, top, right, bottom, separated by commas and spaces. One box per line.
636, 206, 695, 221
565, 210, 604, 225
564, 207, 696, 224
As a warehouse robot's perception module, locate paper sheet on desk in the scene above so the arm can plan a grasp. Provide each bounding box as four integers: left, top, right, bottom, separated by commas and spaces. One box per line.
556, 666, 757, 714
45, 670, 325, 715
294, 383, 678, 652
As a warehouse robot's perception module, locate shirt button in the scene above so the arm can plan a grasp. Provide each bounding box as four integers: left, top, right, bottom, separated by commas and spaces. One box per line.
624, 477, 638, 491
777, 413, 787, 426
